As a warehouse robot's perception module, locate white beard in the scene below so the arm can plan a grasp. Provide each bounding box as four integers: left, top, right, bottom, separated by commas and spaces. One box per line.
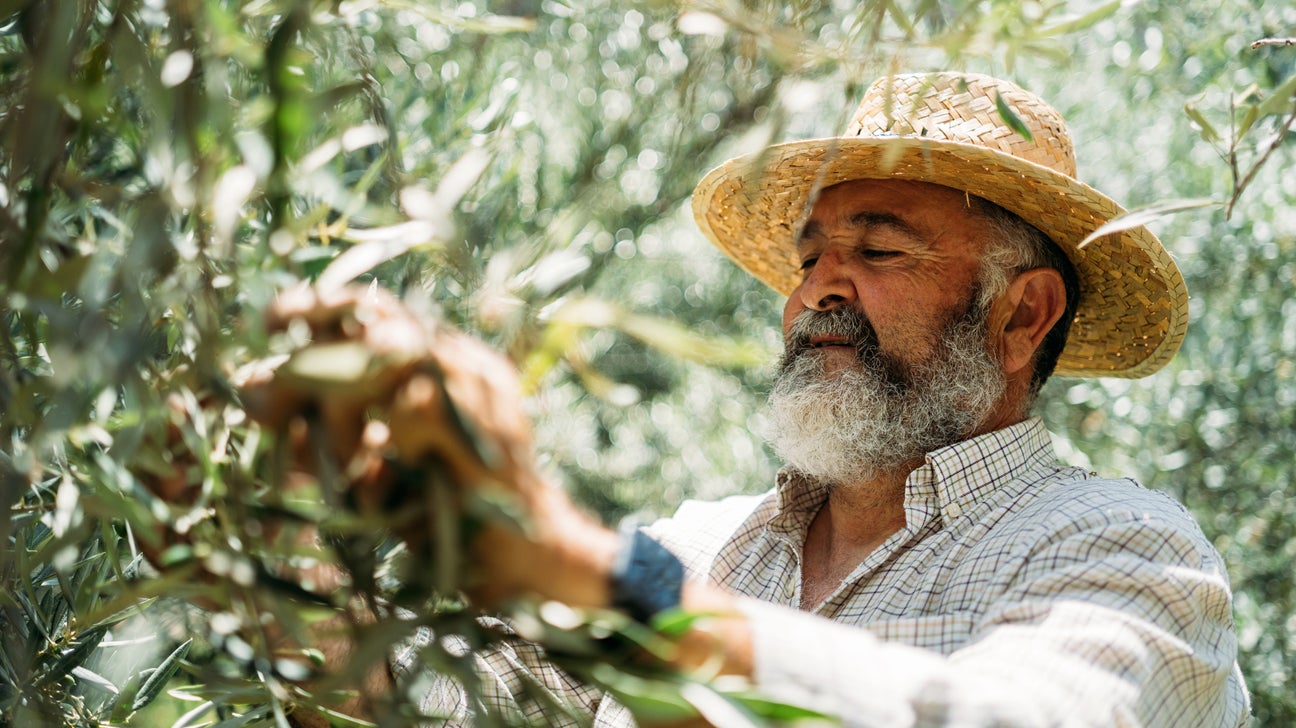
767, 306, 1006, 488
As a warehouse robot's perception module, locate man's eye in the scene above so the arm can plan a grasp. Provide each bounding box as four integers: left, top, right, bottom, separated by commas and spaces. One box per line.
799, 256, 819, 271
862, 249, 900, 260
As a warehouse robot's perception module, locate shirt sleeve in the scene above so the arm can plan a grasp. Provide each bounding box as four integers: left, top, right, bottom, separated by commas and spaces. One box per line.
643, 492, 772, 578
384, 495, 770, 727
733, 512, 1250, 727
389, 616, 607, 727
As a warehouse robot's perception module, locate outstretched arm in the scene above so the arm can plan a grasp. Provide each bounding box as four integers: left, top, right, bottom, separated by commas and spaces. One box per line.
239, 285, 1246, 727
228, 285, 757, 724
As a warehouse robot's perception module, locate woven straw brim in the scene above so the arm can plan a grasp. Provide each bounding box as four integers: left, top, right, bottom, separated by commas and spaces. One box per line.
692, 137, 1189, 378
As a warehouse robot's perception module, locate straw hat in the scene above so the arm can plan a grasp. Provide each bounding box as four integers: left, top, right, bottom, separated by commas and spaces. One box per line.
692, 72, 1188, 378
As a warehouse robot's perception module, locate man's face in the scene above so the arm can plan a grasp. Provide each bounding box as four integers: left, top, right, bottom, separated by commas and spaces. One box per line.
767, 179, 1009, 487
781, 179, 992, 365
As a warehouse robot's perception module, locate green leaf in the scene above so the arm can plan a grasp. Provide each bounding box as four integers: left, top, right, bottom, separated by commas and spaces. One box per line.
314, 222, 447, 293
207, 705, 274, 727
292, 245, 341, 280
544, 298, 768, 368
1236, 103, 1261, 140
280, 341, 381, 388
679, 682, 762, 728
1253, 73, 1296, 121
994, 93, 1034, 142
314, 146, 491, 293
883, 0, 916, 36
16, 582, 54, 644
72, 665, 119, 695
731, 693, 837, 721
131, 639, 192, 712
1078, 199, 1221, 249
1184, 102, 1220, 144
649, 607, 708, 638
42, 625, 109, 684
171, 698, 218, 727
1033, 0, 1122, 37
109, 670, 145, 723
618, 313, 769, 368
588, 664, 696, 723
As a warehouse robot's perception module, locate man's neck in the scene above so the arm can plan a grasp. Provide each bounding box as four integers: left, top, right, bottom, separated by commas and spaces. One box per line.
799, 467, 909, 610
796, 411, 1035, 610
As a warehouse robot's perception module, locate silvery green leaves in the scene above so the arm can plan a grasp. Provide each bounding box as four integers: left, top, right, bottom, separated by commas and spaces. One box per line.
0, 510, 188, 725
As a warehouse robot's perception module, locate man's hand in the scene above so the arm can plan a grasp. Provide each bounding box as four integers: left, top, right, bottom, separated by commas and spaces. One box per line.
240, 284, 616, 610
240, 283, 433, 472
141, 283, 755, 726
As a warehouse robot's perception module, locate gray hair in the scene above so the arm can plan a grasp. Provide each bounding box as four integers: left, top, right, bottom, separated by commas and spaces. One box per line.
967, 197, 1081, 399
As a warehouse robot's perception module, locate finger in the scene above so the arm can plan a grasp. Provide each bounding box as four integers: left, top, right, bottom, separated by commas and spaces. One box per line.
237, 356, 308, 429
265, 283, 319, 331
268, 284, 424, 351
359, 304, 432, 358
436, 333, 532, 468
266, 284, 366, 335
346, 420, 397, 514
386, 371, 461, 465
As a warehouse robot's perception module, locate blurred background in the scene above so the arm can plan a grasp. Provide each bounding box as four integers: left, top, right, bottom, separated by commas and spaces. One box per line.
2, 0, 1293, 724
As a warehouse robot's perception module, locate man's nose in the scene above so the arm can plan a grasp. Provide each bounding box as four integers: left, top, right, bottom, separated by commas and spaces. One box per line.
798, 250, 857, 311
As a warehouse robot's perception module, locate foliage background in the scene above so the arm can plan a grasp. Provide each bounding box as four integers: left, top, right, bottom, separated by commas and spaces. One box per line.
1, 0, 1294, 725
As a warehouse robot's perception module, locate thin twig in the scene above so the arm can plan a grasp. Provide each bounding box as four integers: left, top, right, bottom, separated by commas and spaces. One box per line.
1227, 103, 1296, 218
1251, 37, 1296, 49
1227, 92, 1241, 207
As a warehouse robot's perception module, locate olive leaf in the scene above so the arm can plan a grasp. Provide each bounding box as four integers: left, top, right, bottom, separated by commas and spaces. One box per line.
1077, 198, 1220, 248
995, 93, 1034, 142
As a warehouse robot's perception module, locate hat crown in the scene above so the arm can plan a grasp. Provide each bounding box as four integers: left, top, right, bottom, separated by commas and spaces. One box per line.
847, 72, 1077, 178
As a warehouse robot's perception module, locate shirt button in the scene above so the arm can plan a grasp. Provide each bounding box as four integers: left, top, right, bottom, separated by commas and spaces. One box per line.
945, 502, 963, 519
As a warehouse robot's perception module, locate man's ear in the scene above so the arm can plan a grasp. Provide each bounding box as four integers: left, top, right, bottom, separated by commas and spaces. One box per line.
990, 267, 1067, 376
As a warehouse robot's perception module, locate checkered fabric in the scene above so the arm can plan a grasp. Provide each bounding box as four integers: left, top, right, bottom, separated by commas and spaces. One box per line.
392, 418, 1250, 726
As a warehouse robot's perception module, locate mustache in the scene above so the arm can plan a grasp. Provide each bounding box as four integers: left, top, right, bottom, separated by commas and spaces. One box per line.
778, 307, 911, 393
782, 307, 881, 362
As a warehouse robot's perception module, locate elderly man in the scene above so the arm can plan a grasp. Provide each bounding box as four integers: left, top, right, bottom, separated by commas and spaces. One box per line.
269, 73, 1249, 726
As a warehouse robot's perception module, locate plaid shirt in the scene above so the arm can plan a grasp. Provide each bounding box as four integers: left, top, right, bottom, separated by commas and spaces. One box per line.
396, 418, 1250, 726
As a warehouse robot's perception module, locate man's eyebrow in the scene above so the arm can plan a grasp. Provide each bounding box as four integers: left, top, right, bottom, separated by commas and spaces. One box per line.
797, 221, 822, 247
847, 212, 927, 244
797, 212, 926, 248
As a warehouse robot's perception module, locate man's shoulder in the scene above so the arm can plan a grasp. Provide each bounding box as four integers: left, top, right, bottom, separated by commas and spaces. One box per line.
963, 418, 1205, 541
644, 491, 775, 577
988, 470, 1220, 567
1013, 471, 1194, 527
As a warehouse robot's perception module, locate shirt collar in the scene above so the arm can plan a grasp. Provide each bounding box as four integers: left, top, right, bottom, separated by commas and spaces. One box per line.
907, 417, 1056, 525
767, 468, 829, 543
768, 417, 1057, 537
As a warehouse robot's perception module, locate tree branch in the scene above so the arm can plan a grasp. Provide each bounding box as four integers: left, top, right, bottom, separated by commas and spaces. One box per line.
1226, 103, 1296, 218
1251, 37, 1296, 49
